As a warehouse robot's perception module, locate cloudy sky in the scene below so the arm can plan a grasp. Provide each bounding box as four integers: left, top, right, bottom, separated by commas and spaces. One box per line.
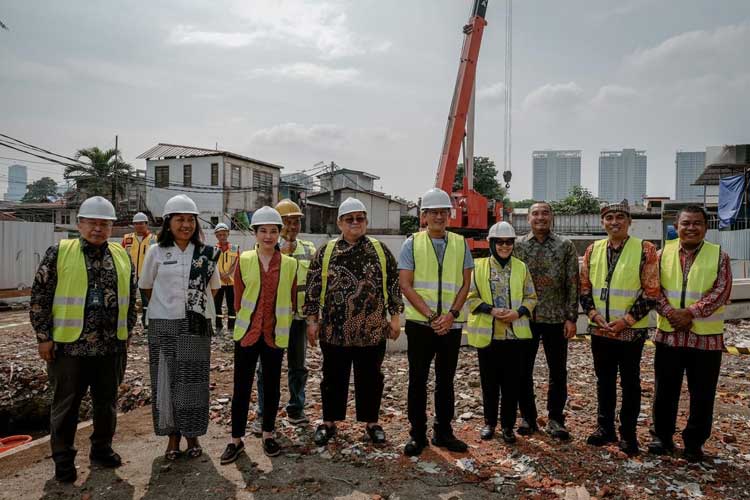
2, 0, 749, 201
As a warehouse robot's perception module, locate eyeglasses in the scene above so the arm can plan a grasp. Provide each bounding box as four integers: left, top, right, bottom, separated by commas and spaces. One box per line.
494, 239, 515, 247
342, 215, 367, 224
79, 219, 113, 229
424, 209, 450, 217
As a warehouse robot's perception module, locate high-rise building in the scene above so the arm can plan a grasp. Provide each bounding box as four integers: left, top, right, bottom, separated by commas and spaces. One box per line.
675, 151, 706, 201
532, 150, 581, 201
3, 164, 28, 202
598, 149, 647, 204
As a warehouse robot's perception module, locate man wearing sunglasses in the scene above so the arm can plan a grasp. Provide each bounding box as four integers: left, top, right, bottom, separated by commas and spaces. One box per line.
580, 200, 659, 456
304, 197, 403, 446
398, 188, 473, 456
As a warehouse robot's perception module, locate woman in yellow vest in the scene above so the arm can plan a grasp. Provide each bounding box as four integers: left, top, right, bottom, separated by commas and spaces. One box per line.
220, 206, 297, 464
467, 222, 537, 444
139, 195, 221, 461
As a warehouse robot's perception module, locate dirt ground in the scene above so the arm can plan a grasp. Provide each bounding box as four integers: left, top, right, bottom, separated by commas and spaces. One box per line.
2, 309, 750, 499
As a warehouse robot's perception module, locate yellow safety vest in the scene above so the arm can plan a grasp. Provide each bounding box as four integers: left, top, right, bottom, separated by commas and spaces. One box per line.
286, 239, 316, 318
217, 244, 240, 286
320, 237, 388, 308
123, 232, 154, 278
405, 231, 467, 322
467, 256, 532, 348
233, 249, 297, 347
656, 240, 725, 335
52, 239, 131, 342
589, 237, 649, 329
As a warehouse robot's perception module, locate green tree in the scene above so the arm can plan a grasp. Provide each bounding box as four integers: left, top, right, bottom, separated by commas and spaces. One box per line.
64, 147, 133, 202
21, 177, 58, 203
550, 185, 600, 215
511, 198, 536, 209
400, 215, 419, 235
452, 156, 506, 200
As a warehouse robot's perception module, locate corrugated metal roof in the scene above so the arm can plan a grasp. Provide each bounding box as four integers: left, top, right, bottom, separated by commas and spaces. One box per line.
137, 143, 284, 170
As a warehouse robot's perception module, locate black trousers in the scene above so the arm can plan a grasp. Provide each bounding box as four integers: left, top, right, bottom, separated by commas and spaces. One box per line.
47, 353, 125, 466
214, 285, 235, 329
320, 340, 386, 423
591, 335, 645, 438
519, 322, 569, 424
652, 342, 722, 449
477, 339, 525, 430
405, 322, 461, 439
231, 338, 284, 437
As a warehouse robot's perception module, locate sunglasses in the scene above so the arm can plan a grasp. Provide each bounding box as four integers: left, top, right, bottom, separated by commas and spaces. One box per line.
494, 239, 515, 247
342, 215, 367, 224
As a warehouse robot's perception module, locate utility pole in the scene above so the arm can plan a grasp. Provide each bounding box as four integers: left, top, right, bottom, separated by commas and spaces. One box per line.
114, 134, 118, 217
329, 161, 336, 206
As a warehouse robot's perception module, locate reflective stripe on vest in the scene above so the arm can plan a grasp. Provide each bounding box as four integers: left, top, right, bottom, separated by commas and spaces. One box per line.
290, 239, 316, 317
320, 237, 388, 308
124, 232, 154, 278
217, 244, 240, 285
52, 239, 131, 342
405, 231, 467, 322
466, 256, 532, 348
656, 240, 725, 335
233, 250, 297, 347
589, 236, 649, 329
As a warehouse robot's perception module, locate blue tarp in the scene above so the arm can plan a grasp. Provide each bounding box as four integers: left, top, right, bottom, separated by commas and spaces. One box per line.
718, 174, 746, 229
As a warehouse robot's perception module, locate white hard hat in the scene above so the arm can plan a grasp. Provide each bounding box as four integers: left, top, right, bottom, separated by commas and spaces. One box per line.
338, 197, 367, 219
214, 222, 230, 233
487, 221, 517, 240
250, 206, 283, 228
78, 196, 116, 220
132, 212, 148, 223
421, 188, 453, 210
163, 194, 199, 216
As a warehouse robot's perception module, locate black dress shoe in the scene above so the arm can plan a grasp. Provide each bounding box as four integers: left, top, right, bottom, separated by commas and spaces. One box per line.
220, 442, 245, 465
479, 425, 495, 440
647, 436, 675, 455
263, 438, 281, 457
517, 419, 539, 436
365, 424, 387, 444
431, 433, 468, 452
314, 424, 337, 446
89, 449, 122, 468
404, 437, 428, 457
546, 419, 571, 441
501, 428, 517, 444
618, 438, 639, 456
683, 447, 704, 463
586, 426, 617, 446
55, 463, 77, 483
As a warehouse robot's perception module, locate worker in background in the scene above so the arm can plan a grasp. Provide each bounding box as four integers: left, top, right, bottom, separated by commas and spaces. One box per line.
214, 223, 239, 335
398, 188, 473, 457
580, 201, 659, 456
254, 199, 316, 434
122, 212, 154, 330
650, 205, 732, 463
304, 197, 403, 447
30, 196, 136, 483
467, 221, 537, 444
513, 202, 579, 441
220, 207, 297, 463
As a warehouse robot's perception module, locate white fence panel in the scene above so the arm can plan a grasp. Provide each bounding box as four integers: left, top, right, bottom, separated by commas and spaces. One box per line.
0, 222, 59, 289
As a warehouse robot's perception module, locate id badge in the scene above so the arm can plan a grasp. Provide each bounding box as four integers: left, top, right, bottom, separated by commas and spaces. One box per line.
599, 288, 609, 302
87, 288, 104, 308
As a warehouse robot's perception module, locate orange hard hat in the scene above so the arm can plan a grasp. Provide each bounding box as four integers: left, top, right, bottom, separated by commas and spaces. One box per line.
276, 199, 304, 217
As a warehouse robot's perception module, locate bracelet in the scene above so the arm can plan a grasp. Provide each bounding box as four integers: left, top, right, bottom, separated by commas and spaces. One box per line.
427, 312, 440, 323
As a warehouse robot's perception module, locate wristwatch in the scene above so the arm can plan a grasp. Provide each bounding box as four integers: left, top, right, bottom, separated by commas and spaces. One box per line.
449, 309, 460, 319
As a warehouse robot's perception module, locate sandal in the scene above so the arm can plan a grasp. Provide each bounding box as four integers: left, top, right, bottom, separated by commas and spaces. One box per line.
186, 446, 203, 459
164, 449, 182, 461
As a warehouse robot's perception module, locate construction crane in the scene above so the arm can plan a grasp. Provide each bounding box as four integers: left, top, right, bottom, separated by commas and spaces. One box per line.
434, 0, 513, 252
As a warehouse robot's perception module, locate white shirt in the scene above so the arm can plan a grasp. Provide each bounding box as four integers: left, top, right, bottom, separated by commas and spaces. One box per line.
139, 243, 221, 320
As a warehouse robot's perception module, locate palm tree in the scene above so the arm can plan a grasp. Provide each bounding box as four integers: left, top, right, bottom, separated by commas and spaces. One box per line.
64, 147, 133, 204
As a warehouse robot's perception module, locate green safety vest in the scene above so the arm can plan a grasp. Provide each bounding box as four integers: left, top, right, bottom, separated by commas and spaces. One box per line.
320, 237, 388, 308
404, 231, 467, 322
289, 239, 317, 318
52, 239, 131, 342
656, 240, 725, 335
589, 237, 649, 329
466, 256, 532, 348
233, 249, 297, 347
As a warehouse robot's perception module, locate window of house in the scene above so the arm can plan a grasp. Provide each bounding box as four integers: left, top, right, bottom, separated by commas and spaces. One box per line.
231, 165, 241, 188
155, 165, 169, 188
210, 216, 219, 226
253, 170, 274, 207
183, 165, 192, 187
211, 163, 219, 186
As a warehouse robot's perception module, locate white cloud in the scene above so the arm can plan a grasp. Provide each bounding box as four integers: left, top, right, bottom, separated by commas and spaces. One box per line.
249, 123, 401, 154
248, 63, 361, 87
522, 82, 584, 111
166, 1, 391, 60
477, 82, 506, 103
591, 84, 638, 106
